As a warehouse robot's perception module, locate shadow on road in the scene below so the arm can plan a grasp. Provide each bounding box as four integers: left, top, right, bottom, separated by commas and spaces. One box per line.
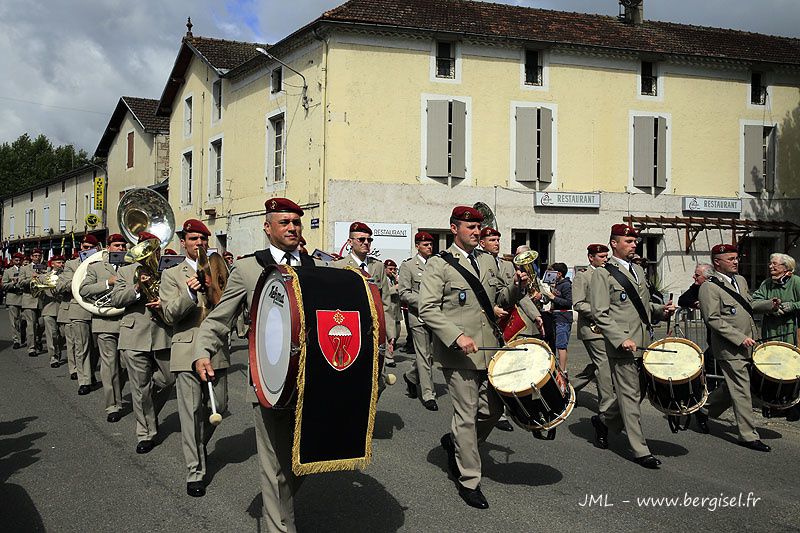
373, 410, 404, 439
207, 427, 257, 483
0, 416, 46, 532
566, 416, 689, 460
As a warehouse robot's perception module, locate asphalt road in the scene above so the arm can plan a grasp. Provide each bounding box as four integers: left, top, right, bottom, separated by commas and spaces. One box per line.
1, 316, 798, 532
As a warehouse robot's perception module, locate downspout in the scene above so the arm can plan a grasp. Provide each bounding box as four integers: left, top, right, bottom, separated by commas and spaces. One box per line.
313, 27, 329, 250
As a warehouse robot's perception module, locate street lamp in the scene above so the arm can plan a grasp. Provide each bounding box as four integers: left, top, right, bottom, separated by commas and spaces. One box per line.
255, 47, 309, 110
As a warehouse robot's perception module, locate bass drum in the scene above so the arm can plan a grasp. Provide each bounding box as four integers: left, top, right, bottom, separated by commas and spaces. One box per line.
751, 341, 800, 409
642, 337, 707, 416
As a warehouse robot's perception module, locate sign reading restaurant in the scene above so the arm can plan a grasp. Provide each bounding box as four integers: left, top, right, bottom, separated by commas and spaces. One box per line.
534, 192, 601, 209
682, 196, 742, 214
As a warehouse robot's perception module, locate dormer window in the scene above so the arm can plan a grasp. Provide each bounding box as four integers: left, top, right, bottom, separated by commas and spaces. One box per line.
750, 72, 767, 105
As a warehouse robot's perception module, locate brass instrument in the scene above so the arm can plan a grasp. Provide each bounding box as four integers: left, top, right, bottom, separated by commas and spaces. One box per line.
72, 251, 125, 317
513, 249, 549, 311
31, 270, 60, 298
196, 246, 230, 322
125, 238, 166, 322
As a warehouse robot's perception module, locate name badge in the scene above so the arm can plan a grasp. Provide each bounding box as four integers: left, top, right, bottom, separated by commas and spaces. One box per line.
458, 290, 467, 306
620, 291, 628, 302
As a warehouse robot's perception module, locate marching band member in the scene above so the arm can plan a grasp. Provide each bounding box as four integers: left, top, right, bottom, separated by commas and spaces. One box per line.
589, 224, 674, 469
419, 206, 526, 509
79, 234, 127, 422
160, 219, 229, 497
384, 259, 401, 368
3, 253, 25, 349
41, 255, 65, 368
18, 248, 45, 357
193, 198, 325, 531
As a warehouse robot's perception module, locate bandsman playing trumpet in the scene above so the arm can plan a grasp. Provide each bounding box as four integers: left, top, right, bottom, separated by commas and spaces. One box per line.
18, 247, 45, 357
2, 252, 25, 349
40, 255, 65, 368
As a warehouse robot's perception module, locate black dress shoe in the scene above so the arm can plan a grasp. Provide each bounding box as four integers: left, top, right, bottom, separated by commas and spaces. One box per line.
12, 342, 20, 349
77, 385, 91, 395
695, 412, 710, 434
591, 415, 609, 449
423, 399, 439, 411
187, 481, 206, 497
107, 412, 122, 423
70, 373, 78, 380
28, 351, 37, 357
495, 419, 514, 432
440, 434, 459, 479
402, 374, 418, 399
787, 407, 800, 422
634, 454, 662, 469
385, 361, 396, 368
740, 440, 771, 452
457, 485, 489, 509
50, 360, 60, 368
136, 440, 155, 454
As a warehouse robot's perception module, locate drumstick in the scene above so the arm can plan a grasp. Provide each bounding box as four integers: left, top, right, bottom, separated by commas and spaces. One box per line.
637, 347, 678, 353
476, 347, 528, 351
208, 381, 223, 426
754, 333, 790, 343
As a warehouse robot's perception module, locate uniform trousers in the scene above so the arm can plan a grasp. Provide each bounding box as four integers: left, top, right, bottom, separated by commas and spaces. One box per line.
123, 349, 174, 442
705, 358, 760, 442
21, 308, 40, 352
59, 322, 75, 370
176, 370, 228, 483
603, 357, 650, 458
404, 323, 435, 402
42, 316, 61, 360
72, 320, 94, 386
8, 305, 22, 344
254, 404, 303, 533
442, 367, 504, 490
576, 339, 615, 417
95, 333, 124, 414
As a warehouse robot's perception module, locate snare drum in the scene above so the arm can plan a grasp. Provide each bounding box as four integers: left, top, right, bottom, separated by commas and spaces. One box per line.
488, 338, 575, 431
642, 337, 707, 416
751, 341, 800, 408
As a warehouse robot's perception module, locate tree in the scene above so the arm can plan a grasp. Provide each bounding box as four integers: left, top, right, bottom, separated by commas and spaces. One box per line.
0, 133, 89, 198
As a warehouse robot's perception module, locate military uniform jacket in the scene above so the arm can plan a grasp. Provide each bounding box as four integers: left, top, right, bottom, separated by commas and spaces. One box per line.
387, 277, 401, 322
160, 259, 229, 372
2, 265, 23, 306
399, 255, 427, 327
590, 257, 665, 359
18, 263, 43, 310
334, 254, 397, 340
79, 258, 121, 334
573, 267, 602, 341
419, 245, 522, 370
58, 258, 93, 321
40, 268, 62, 317
699, 273, 773, 361
109, 263, 172, 352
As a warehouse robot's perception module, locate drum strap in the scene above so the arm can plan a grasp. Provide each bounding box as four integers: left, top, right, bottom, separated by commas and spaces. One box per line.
707, 277, 754, 318
439, 251, 505, 345
603, 263, 653, 336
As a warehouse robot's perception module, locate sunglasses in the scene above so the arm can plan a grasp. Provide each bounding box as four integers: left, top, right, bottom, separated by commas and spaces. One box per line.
354, 237, 374, 243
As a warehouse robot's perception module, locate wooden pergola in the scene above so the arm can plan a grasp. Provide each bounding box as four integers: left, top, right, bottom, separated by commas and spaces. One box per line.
623, 215, 800, 254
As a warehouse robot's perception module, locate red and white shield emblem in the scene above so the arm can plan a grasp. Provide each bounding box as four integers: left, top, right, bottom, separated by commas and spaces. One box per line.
316, 310, 361, 371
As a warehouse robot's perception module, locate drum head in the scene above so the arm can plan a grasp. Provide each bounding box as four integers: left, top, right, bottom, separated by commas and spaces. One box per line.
643, 338, 702, 382
489, 338, 554, 394
753, 341, 800, 380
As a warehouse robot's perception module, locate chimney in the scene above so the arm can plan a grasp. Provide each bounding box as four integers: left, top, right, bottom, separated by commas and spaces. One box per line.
620, 0, 644, 25
186, 17, 193, 37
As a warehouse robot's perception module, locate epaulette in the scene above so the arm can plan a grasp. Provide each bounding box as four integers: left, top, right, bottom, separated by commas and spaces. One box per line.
402, 257, 413, 263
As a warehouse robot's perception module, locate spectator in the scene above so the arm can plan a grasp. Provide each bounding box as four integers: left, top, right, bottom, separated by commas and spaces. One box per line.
549, 262, 573, 373
678, 263, 714, 310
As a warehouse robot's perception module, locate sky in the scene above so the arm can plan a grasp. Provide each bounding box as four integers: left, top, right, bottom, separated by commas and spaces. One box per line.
0, 0, 798, 153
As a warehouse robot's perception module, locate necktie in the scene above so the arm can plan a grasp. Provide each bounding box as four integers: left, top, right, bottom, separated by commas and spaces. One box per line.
628, 263, 638, 283
283, 252, 294, 266
468, 254, 480, 276
360, 262, 370, 277
730, 276, 739, 294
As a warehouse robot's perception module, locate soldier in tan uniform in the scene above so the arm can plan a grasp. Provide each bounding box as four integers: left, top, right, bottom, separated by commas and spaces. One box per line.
400, 231, 439, 410
41, 255, 65, 368
56, 253, 75, 376
109, 231, 175, 454
590, 224, 674, 469
193, 198, 325, 531
419, 206, 526, 509
3, 253, 25, 349
18, 248, 45, 357
696, 243, 779, 452
160, 219, 229, 497
79, 234, 127, 422
384, 259, 402, 367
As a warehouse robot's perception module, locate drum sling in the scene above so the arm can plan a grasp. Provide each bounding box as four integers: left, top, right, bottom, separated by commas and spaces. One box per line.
707, 277, 754, 318
603, 262, 653, 337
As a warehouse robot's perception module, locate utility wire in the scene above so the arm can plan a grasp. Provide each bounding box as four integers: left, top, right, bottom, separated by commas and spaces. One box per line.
0, 95, 108, 115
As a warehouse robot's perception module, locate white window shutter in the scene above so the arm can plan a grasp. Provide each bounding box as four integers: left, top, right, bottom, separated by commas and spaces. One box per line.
450, 100, 467, 179
426, 100, 449, 177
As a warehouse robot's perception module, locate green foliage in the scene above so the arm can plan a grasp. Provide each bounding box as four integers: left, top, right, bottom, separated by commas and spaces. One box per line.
0, 133, 89, 198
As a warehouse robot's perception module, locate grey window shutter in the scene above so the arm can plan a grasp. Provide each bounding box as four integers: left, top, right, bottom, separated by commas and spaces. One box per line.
450, 100, 467, 179
766, 127, 776, 192
515, 107, 537, 182
539, 107, 553, 183
655, 117, 667, 188
426, 100, 449, 178
633, 116, 655, 187
743, 125, 763, 193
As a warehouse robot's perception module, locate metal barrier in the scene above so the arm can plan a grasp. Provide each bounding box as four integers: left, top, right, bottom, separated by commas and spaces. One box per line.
673, 308, 725, 392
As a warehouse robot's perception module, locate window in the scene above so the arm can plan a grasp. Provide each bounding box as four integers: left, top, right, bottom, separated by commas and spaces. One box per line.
524, 50, 543, 86
83, 194, 90, 216
45, 186, 49, 198
10, 197, 13, 207
9, 215, 14, 237
744, 125, 776, 194
635, 235, 662, 283
182, 150, 193, 205
184, 96, 193, 137
641, 61, 657, 96
511, 230, 553, 268
30, 192, 33, 202
515, 106, 553, 185
750, 72, 767, 105
435, 41, 455, 79
425, 99, 467, 180
25, 209, 36, 236
42, 205, 50, 232
271, 67, 283, 94
126, 131, 134, 168
633, 115, 668, 190
59, 200, 67, 232
210, 139, 223, 198
61, 180, 65, 193
267, 114, 285, 183
212, 80, 223, 121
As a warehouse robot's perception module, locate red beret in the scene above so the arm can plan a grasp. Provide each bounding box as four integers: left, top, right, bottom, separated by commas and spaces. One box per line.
164, 248, 177, 255
451, 206, 483, 222
12, 252, 24, 259
349, 222, 372, 235
51, 255, 65, 262
711, 243, 738, 255
82, 235, 99, 246
179, 219, 211, 237
138, 231, 160, 244
107, 233, 126, 245
222, 251, 233, 258
31, 248, 43, 254
587, 243, 609, 254
265, 197, 304, 216
610, 224, 638, 238
384, 259, 397, 267
480, 227, 501, 239
414, 231, 434, 243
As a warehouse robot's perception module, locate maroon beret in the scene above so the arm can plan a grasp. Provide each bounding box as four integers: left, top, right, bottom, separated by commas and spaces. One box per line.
137, 231, 160, 244
31, 248, 43, 254
12, 252, 24, 259
107, 233, 126, 245
265, 197, 304, 216
451, 206, 484, 222
587, 243, 609, 254
711, 243, 738, 255
610, 224, 638, 238
82, 235, 100, 246
349, 221, 372, 235
164, 248, 177, 256
414, 231, 434, 243
51, 255, 65, 262
179, 218, 211, 237
384, 259, 397, 267
222, 251, 233, 258
480, 227, 501, 239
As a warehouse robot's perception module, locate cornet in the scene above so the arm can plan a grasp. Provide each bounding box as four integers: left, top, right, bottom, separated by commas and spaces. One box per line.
513, 250, 550, 311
